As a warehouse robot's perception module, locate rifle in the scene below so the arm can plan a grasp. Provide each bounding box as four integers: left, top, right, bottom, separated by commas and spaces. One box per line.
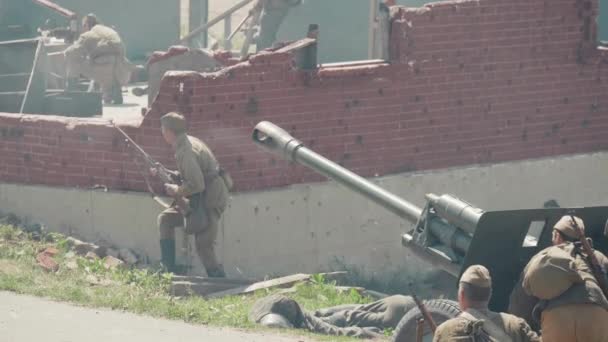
409, 284, 437, 333
113, 123, 191, 216
569, 215, 608, 299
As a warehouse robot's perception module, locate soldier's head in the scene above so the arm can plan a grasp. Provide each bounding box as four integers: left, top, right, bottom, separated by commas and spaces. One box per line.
160, 112, 188, 145
458, 264, 492, 310
250, 294, 305, 329
82, 13, 99, 32
552, 215, 584, 245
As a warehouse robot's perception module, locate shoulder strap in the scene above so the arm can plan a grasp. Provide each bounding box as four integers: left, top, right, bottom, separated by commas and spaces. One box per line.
461, 310, 514, 342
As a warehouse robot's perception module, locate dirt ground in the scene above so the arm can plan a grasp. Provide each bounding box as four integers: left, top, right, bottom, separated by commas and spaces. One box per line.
0, 291, 312, 342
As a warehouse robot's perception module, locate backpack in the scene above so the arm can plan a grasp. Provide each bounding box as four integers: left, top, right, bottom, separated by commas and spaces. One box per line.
522, 244, 584, 300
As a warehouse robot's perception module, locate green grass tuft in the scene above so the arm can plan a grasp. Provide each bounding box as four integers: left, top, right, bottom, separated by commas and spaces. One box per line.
0, 223, 380, 341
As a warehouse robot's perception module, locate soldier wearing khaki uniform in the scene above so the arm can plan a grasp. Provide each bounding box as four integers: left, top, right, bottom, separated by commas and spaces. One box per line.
515, 216, 608, 342
63, 14, 134, 104
252, 0, 302, 51
250, 294, 414, 338
433, 265, 540, 342
155, 112, 230, 278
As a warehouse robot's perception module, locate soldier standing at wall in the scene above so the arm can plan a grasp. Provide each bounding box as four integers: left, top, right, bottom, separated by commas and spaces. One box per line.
433, 265, 540, 342
251, 0, 303, 51
154, 112, 231, 278
63, 14, 134, 104
511, 216, 608, 342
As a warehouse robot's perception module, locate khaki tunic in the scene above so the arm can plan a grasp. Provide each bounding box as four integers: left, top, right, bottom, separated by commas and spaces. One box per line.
313, 295, 414, 330
531, 244, 608, 342
433, 309, 541, 342
541, 303, 608, 342
158, 134, 229, 273
251, 294, 405, 339
257, 0, 301, 50
64, 25, 134, 98
508, 276, 541, 332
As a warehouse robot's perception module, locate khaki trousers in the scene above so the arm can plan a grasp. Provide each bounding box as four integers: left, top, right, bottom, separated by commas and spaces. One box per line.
158, 206, 222, 273
316, 295, 414, 329
541, 304, 608, 342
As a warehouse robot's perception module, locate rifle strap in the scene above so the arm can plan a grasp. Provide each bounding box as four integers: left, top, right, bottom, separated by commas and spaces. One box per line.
131, 149, 170, 209
460, 309, 514, 342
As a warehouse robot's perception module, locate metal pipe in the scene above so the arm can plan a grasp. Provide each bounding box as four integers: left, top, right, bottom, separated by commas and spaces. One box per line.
181, 0, 253, 44
252, 121, 423, 223
33, 0, 77, 19
426, 193, 483, 235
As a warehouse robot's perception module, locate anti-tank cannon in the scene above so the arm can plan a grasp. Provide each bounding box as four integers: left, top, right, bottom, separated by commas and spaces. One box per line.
252, 121, 608, 314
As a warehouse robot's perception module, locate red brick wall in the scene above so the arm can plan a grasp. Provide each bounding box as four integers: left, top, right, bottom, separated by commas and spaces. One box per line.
1, 0, 607, 192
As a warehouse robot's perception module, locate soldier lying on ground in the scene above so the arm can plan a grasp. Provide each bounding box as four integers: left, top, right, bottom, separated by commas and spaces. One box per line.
250, 294, 414, 338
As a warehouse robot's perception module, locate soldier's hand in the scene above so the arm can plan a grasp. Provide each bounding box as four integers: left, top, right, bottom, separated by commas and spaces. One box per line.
164, 183, 179, 197
149, 167, 158, 177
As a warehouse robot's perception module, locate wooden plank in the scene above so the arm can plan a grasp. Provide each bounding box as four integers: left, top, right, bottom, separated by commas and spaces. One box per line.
206, 271, 348, 299
207, 273, 311, 298
33, 0, 77, 19
171, 275, 254, 285
171, 280, 251, 297
320, 59, 386, 68
275, 38, 316, 53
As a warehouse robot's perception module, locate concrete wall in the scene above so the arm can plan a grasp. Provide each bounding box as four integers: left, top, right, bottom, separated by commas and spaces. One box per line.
2, 152, 608, 280
278, 0, 431, 63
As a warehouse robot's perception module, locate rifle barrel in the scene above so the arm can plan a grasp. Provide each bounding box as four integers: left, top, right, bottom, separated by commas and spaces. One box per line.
570, 215, 608, 299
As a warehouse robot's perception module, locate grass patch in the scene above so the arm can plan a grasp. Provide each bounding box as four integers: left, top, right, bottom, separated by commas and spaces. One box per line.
0, 224, 381, 341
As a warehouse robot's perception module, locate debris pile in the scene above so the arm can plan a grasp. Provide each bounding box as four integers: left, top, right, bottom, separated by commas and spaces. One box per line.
168, 271, 386, 300
36, 247, 60, 272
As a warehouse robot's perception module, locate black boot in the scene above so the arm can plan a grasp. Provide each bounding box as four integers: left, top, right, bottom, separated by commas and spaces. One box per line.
159, 239, 176, 273
111, 80, 123, 104
207, 264, 226, 278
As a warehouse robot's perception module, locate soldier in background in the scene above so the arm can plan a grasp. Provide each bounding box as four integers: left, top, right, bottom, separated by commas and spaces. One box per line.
63, 14, 134, 104
433, 265, 540, 342
252, 0, 303, 51
374, 0, 396, 60
154, 112, 231, 278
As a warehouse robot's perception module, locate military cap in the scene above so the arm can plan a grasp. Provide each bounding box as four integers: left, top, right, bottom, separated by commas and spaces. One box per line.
460, 264, 492, 288
160, 112, 187, 135
83, 13, 99, 27
554, 215, 584, 240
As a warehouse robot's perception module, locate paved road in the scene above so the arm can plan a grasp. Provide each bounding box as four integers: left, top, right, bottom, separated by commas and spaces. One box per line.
0, 292, 308, 342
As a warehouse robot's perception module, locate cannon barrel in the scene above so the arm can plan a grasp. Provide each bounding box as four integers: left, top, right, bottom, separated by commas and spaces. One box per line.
252, 121, 480, 276
252, 121, 423, 223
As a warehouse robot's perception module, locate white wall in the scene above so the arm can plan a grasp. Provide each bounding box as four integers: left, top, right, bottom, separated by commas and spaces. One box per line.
1, 152, 608, 281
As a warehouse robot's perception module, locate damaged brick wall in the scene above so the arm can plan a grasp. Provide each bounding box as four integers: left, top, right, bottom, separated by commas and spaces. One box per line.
0, 115, 149, 190
1, 0, 608, 193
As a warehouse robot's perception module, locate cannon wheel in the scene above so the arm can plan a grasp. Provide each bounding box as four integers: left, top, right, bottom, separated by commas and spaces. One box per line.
392, 299, 461, 342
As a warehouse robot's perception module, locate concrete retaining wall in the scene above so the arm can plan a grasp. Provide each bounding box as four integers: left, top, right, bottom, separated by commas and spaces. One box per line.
1, 152, 608, 280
